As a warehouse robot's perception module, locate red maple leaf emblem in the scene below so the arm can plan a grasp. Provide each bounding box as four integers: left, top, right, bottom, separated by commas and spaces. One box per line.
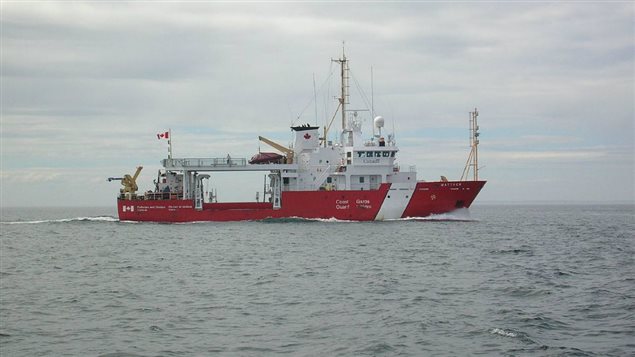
304, 133, 311, 140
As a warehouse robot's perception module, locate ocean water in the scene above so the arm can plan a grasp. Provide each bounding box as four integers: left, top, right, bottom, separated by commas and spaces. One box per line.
0, 205, 633, 356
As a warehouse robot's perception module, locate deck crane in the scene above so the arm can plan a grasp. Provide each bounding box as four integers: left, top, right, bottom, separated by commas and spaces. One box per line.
258, 136, 294, 164
108, 166, 143, 197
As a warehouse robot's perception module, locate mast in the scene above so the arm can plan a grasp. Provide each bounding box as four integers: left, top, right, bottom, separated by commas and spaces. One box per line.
460, 108, 480, 181
168, 128, 173, 159
313, 72, 318, 126
471, 108, 480, 181
371, 65, 375, 137
332, 43, 349, 131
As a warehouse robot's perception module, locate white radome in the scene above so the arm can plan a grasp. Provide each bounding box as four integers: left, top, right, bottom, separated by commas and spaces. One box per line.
374, 116, 385, 129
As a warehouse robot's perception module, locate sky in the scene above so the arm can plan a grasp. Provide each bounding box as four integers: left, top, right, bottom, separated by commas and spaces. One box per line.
1, 1, 633, 207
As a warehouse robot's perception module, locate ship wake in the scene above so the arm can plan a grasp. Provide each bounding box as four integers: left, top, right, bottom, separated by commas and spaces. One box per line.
397, 208, 478, 222
258, 217, 355, 223
1, 216, 119, 225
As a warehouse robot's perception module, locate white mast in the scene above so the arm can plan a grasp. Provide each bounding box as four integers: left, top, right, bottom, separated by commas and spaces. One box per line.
168, 128, 173, 159
471, 108, 479, 181
313, 72, 318, 126
332, 43, 349, 131
460, 108, 480, 181
371, 65, 375, 120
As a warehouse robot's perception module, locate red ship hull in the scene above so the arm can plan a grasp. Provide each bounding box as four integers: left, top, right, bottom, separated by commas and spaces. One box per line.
118, 181, 485, 222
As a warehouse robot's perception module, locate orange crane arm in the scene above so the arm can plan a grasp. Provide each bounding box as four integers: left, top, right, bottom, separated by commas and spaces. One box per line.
258, 136, 294, 164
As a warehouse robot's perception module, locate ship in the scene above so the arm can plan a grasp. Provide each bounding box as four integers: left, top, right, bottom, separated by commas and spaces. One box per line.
110, 49, 486, 222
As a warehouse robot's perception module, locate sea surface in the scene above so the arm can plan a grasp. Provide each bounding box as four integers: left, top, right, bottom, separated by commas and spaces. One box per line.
0, 205, 633, 356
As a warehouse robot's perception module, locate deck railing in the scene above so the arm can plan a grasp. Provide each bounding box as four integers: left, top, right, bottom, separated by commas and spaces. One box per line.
119, 192, 185, 201
163, 157, 247, 169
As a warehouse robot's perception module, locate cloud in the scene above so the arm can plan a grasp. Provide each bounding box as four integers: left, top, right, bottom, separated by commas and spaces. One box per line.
1, 168, 64, 183
490, 150, 606, 162
1, 2, 633, 206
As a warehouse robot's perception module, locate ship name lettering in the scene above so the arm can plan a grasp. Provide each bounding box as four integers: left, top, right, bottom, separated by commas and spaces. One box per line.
440, 182, 462, 187
335, 200, 349, 210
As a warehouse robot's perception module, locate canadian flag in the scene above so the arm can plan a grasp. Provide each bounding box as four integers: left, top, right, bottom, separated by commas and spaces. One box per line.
157, 131, 169, 140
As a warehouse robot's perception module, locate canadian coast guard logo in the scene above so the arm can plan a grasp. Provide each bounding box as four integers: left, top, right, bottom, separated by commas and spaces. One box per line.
122, 205, 135, 212
304, 133, 311, 140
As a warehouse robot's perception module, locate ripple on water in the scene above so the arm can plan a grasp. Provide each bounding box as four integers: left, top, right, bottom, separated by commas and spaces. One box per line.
0, 205, 633, 356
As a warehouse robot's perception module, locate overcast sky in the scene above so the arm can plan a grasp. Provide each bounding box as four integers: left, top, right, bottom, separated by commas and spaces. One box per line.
1, 1, 633, 207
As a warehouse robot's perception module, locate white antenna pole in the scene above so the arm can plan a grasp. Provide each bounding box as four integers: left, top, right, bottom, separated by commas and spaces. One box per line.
371, 66, 374, 120
168, 128, 173, 159
473, 108, 479, 181
313, 72, 318, 126
371, 66, 375, 137
391, 117, 396, 145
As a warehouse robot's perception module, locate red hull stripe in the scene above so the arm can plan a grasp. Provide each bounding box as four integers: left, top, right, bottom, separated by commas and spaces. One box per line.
118, 181, 486, 222
119, 184, 391, 222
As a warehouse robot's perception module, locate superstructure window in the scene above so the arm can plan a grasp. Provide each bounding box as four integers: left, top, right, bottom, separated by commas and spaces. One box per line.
391, 152, 396, 157
359, 176, 365, 183
366, 151, 373, 157
382, 151, 389, 157
357, 152, 364, 158
374, 152, 381, 158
